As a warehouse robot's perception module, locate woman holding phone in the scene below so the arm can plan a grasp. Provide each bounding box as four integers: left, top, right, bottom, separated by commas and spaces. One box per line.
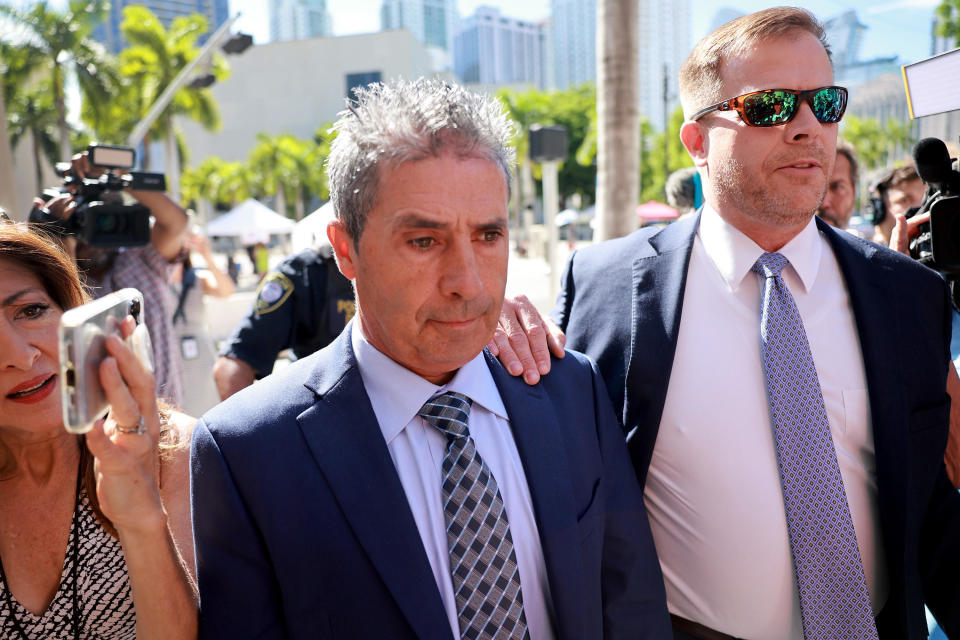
0, 222, 196, 639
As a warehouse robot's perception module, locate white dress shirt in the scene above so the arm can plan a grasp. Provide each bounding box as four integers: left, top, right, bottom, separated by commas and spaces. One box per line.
646, 208, 889, 639
351, 323, 556, 640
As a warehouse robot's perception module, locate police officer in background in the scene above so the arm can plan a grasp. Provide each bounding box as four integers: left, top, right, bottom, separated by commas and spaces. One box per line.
212, 243, 355, 400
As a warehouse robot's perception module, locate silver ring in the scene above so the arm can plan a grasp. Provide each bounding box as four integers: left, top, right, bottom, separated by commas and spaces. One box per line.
115, 416, 146, 435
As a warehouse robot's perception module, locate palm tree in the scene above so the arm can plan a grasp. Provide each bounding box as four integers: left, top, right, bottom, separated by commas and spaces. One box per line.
83, 5, 224, 194
0, 0, 114, 162
7, 85, 59, 194
181, 156, 251, 221
595, 0, 639, 240
247, 133, 321, 219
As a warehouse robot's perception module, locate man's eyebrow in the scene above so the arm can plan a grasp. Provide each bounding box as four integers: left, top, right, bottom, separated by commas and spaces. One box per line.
475, 217, 509, 230
2, 287, 44, 307
394, 213, 447, 229
392, 214, 509, 231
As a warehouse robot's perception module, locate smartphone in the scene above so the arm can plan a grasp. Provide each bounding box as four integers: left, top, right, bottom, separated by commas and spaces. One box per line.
58, 288, 149, 434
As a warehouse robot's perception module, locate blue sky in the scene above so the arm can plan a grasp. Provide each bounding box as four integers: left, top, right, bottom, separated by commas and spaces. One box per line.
231, 0, 942, 67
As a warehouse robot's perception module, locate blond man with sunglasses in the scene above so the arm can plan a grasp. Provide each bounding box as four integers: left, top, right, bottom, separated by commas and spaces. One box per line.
491, 7, 960, 639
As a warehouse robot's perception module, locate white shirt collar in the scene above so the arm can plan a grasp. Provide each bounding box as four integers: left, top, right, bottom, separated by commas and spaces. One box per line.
697, 206, 822, 294
351, 321, 508, 445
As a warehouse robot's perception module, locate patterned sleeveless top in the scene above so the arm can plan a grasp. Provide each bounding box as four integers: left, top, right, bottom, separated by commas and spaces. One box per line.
0, 490, 136, 639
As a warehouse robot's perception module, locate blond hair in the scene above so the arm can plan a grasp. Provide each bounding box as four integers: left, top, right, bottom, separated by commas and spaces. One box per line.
678, 7, 831, 118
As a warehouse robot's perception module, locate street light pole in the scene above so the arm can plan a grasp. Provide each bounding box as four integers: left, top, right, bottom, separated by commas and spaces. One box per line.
127, 13, 242, 202
127, 13, 241, 150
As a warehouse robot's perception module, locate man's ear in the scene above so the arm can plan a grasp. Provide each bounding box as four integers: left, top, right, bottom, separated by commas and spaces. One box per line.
680, 120, 708, 168
327, 221, 357, 280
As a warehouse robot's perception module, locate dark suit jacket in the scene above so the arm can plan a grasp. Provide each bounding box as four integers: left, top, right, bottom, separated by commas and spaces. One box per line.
551, 213, 960, 639
190, 323, 670, 639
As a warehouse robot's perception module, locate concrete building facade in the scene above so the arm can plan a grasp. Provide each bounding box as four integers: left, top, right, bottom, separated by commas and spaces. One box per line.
177, 30, 435, 165
455, 6, 546, 88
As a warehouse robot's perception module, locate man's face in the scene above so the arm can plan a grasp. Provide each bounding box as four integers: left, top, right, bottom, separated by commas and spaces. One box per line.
818, 152, 855, 228
697, 32, 837, 238
885, 178, 926, 217
329, 152, 509, 384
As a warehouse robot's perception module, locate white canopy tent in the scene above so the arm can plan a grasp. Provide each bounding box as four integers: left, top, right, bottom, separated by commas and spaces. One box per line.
206, 198, 295, 245
292, 201, 335, 253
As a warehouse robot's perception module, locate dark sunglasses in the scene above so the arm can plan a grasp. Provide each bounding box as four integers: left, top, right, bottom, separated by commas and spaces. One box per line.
691, 86, 848, 127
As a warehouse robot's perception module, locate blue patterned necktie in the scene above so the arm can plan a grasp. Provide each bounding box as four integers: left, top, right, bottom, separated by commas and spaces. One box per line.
418, 392, 530, 640
752, 252, 878, 640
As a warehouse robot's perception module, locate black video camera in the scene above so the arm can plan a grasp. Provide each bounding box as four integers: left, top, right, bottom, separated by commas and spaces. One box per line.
30, 144, 166, 249
907, 138, 960, 276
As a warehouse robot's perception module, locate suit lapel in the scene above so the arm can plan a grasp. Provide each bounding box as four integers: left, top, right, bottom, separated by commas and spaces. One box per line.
820, 222, 909, 572
297, 326, 450, 639
484, 352, 585, 637
622, 214, 699, 483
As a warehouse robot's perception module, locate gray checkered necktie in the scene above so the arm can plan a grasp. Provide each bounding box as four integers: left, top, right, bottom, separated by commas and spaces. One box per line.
752, 252, 878, 640
418, 392, 530, 640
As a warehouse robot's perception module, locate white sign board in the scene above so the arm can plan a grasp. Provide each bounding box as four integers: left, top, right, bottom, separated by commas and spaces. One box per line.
903, 47, 960, 119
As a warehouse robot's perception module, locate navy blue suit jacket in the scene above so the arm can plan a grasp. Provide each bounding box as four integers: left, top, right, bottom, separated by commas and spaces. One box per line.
551, 213, 960, 638
190, 324, 670, 639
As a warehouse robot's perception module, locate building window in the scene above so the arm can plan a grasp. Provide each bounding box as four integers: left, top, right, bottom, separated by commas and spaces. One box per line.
346, 71, 383, 100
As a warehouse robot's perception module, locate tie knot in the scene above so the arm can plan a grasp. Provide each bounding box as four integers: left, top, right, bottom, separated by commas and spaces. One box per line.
752, 252, 789, 279
418, 391, 473, 439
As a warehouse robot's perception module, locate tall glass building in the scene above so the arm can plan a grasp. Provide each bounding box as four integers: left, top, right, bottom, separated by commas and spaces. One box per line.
93, 0, 230, 53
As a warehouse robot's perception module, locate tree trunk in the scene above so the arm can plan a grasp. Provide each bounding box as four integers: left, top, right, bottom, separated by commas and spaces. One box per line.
32, 129, 43, 197
53, 63, 71, 162
142, 133, 152, 171
0, 87, 20, 217
275, 183, 286, 218
595, 0, 639, 241
295, 186, 305, 220
165, 118, 181, 204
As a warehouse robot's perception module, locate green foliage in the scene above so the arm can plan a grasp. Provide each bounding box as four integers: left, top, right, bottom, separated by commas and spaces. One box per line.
936, 0, 960, 46
181, 156, 251, 209
183, 124, 337, 215
0, 0, 115, 156
639, 106, 693, 203
82, 5, 226, 150
6, 85, 58, 189
841, 114, 915, 171
496, 84, 596, 205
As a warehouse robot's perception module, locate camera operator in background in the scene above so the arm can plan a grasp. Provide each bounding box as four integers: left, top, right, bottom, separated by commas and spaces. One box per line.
885, 138, 960, 492
31, 149, 189, 408
872, 165, 926, 245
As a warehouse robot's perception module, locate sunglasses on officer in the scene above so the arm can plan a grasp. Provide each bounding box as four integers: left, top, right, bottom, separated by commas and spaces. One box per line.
691, 86, 848, 127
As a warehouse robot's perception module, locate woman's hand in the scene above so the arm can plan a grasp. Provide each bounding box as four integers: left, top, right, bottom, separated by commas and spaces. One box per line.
84, 315, 166, 536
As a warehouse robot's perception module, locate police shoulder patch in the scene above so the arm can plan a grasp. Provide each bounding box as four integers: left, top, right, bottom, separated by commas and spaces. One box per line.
254, 272, 294, 315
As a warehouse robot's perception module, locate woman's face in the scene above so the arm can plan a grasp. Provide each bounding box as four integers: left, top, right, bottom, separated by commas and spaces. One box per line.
0, 258, 64, 433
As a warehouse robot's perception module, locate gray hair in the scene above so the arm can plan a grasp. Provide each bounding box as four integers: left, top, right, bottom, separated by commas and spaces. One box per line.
327, 78, 517, 242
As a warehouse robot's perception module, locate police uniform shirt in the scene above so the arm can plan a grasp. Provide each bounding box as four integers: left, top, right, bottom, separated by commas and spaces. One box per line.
219, 246, 355, 377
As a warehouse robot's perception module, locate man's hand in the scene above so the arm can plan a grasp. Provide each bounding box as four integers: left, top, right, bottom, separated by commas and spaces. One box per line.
890, 212, 929, 256
488, 295, 565, 385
